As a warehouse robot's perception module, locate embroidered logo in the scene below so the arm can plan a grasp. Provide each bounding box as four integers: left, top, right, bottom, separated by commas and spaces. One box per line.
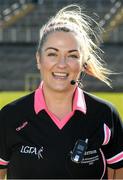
16, 121, 28, 131
20, 145, 44, 159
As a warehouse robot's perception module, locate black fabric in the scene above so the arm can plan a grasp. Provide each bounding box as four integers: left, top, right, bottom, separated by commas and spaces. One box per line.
0, 91, 123, 179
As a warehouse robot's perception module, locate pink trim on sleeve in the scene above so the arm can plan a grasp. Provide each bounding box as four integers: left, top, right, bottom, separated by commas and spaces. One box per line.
107, 152, 123, 164
0, 158, 9, 166
102, 123, 111, 145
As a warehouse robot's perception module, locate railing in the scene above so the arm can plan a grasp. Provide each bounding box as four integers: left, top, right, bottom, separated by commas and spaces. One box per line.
0, 27, 39, 42
0, 24, 123, 43
25, 73, 40, 91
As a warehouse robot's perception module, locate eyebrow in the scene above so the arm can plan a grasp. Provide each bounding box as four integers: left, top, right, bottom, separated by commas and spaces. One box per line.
44, 47, 58, 51
68, 50, 78, 53
44, 47, 78, 53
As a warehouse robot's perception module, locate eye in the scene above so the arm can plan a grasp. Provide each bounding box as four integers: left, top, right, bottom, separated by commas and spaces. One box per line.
47, 53, 57, 57
68, 54, 79, 59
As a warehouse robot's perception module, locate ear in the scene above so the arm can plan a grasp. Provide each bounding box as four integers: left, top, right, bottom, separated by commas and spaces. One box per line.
80, 65, 85, 72
81, 62, 87, 72
36, 52, 41, 70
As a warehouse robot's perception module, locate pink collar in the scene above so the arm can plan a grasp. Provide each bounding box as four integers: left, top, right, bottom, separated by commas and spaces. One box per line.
34, 82, 86, 115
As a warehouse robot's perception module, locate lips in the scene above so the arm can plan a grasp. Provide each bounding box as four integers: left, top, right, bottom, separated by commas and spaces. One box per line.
52, 72, 69, 79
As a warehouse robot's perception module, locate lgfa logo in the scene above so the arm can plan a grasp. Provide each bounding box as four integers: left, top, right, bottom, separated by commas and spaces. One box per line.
20, 145, 44, 159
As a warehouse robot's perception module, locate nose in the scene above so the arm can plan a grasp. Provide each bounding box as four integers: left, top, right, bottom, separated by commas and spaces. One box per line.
57, 56, 67, 68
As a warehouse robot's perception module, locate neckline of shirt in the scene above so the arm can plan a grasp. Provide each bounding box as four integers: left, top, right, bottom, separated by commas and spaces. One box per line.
34, 81, 87, 129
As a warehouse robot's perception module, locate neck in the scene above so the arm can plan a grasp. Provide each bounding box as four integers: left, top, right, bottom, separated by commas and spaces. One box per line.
42, 85, 76, 118
43, 87, 75, 105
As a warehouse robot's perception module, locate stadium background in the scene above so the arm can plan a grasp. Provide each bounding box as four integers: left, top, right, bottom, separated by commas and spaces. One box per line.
0, 0, 123, 118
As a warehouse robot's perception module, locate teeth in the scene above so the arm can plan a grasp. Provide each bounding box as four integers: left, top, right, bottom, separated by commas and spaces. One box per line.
53, 72, 68, 77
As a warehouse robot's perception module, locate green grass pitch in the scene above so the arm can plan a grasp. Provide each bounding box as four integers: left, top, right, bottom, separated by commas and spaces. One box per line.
0, 91, 123, 119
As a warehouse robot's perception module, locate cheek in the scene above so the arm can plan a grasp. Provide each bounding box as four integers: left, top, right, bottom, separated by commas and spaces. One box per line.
39, 57, 49, 69
70, 61, 82, 73
42, 61, 53, 71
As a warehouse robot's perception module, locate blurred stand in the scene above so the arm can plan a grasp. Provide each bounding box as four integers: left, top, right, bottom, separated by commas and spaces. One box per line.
0, 0, 123, 91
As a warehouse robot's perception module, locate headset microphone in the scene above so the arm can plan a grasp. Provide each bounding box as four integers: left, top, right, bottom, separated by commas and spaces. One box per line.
70, 80, 81, 85
70, 80, 76, 85
70, 80, 83, 88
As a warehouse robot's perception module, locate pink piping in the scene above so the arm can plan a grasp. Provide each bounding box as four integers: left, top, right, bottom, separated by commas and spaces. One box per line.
0, 158, 9, 166
107, 152, 123, 164
99, 149, 106, 179
102, 124, 111, 145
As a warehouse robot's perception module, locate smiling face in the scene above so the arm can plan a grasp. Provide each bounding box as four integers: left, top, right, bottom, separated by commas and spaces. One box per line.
36, 31, 83, 93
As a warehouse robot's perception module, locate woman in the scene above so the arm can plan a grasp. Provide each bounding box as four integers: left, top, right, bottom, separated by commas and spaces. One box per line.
0, 4, 123, 179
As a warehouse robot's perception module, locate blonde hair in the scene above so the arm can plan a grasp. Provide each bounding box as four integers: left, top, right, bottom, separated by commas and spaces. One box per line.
37, 4, 112, 87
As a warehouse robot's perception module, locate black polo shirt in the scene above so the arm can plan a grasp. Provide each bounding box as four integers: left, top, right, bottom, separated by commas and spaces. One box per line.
0, 88, 123, 179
